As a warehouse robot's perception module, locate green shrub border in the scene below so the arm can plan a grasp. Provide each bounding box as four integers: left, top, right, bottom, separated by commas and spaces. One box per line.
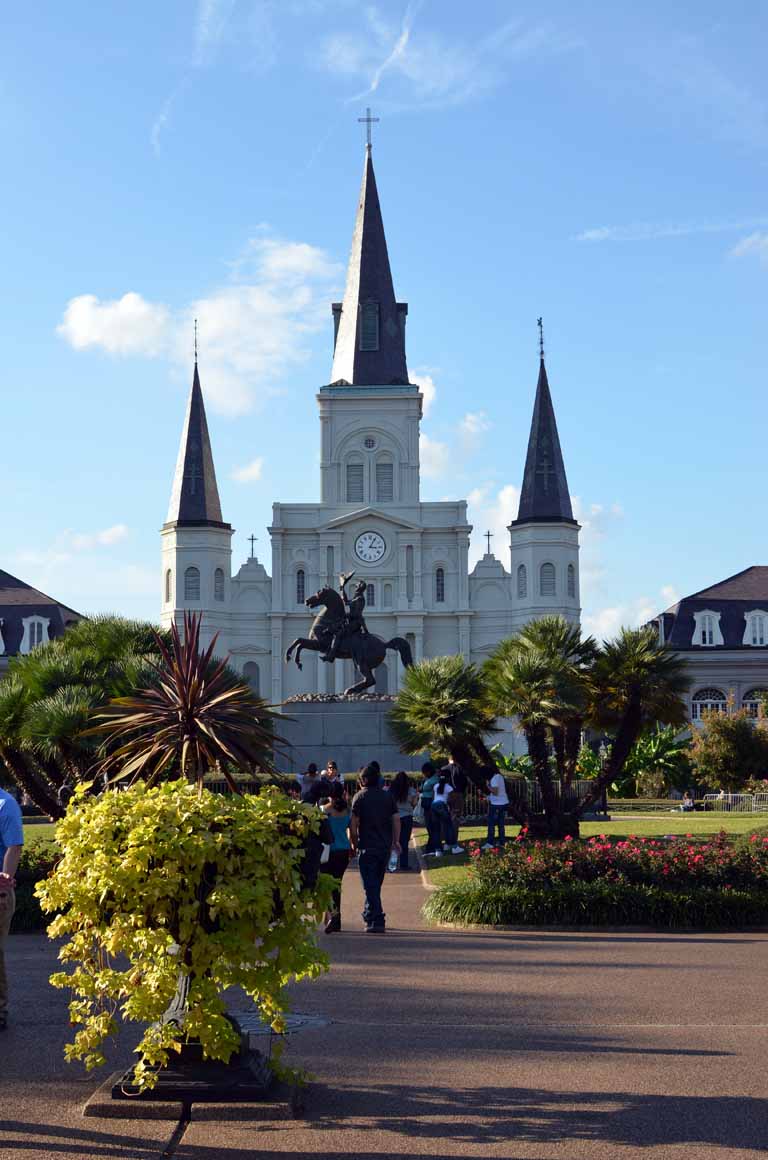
423, 879, 768, 930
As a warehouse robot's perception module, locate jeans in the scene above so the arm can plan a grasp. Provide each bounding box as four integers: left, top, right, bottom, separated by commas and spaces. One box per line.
486, 803, 507, 846
423, 800, 440, 853
0, 887, 15, 1017
432, 801, 456, 848
358, 849, 389, 928
398, 815, 413, 869
326, 848, 351, 915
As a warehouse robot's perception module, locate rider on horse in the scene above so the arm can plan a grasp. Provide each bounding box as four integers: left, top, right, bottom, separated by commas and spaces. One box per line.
322, 572, 368, 663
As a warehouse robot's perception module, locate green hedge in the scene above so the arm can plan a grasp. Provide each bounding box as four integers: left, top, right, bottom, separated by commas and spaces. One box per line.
423, 879, 768, 930
12, 842, 58, 932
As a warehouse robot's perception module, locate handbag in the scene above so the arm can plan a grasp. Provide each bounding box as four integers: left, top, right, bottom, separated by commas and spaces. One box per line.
413, 800, 425, 826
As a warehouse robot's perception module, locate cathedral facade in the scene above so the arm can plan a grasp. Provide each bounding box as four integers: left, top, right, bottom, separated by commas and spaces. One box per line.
160, 144, 581, 711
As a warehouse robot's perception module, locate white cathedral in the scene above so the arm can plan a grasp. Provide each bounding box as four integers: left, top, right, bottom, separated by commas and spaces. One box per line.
160, 142, 581, 707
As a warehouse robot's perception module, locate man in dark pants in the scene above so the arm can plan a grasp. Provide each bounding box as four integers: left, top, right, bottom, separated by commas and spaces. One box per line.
350, 764, 400, 933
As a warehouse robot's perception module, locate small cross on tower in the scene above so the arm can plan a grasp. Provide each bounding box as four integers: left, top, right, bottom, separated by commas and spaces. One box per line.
537, 316, 544, 360
485, 530, 493, 555
194, 318, 199, 363
248, 533, 257, 558
358, 106, 379, 150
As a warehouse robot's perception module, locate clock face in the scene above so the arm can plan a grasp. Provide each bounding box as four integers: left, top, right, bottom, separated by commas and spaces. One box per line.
354, 531, 386, 563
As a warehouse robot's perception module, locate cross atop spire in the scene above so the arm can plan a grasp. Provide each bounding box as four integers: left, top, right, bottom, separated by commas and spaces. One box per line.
537, 316, 544, 360
485, 530, 493, 554
358, 106, 379, 151
194, 317, 198, 363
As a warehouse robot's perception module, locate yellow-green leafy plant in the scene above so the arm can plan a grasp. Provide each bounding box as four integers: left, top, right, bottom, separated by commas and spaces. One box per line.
37, 781, 332, 1090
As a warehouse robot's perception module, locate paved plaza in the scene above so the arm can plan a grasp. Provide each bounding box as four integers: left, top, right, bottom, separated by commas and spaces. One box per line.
1, 869, 768, 1158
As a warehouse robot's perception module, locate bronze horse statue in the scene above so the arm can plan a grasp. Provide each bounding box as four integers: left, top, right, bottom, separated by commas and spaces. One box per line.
285, 585, 413, 695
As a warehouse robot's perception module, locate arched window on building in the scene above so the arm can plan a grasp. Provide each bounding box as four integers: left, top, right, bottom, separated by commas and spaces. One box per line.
366, 583, 375, 607
517, 564, 527, 599
567, 563, 576, 598
435, 567, 445, 603
376, 459, 394, 503
405, 545, 414, 602
346, 461, 364, 503
165, 568, 172, 604
296, 569, 305, 604
184, 566, 200, 601
214, 568, 225, 602
359, 301, 379, 351
691, 687, 727, 721
743, 689, 768, 719
540, 562, 556, 597
383, 582, 393, 607
243, 662, 260, 697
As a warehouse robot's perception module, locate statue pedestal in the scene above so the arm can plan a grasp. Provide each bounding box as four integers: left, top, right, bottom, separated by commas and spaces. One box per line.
277, 695, 426, 775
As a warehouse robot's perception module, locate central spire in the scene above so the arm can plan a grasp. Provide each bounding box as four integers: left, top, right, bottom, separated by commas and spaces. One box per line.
513, 340, 576, 526
165, 359, 229, 528
329, 144, 409, 387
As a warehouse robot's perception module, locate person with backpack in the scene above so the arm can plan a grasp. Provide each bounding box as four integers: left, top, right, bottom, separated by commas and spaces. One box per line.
431, 770, 463, 856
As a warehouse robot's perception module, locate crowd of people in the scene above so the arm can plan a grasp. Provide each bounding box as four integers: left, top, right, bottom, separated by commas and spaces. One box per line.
292, 758, 510, 935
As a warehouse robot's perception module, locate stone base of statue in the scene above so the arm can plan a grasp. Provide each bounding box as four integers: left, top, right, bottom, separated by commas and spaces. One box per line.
277, 694, 426, 774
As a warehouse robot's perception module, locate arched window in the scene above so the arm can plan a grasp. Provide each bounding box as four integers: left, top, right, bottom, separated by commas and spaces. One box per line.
165, 568, 172, 604
406, 545, 414, 602
184, 566, 200, 601
326, 545, 334, 585
517, 564, 527, 599
383, 582, 393, 607
435, 568, 445, 603
366, 583, 375, 607
376, 460, 394, 502
359, 301, 379, 351
243, 662, 260, 697
214, 568, 225, 602
691, 687, 727, 721
743, 689, 768, 719
540, 562, 556, 597
296, 569, 305, 604
346, 461, 364, 503
567, 563, 576, 598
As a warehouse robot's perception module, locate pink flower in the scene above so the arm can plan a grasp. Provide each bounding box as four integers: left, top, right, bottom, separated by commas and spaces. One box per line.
564, 834, 573, 842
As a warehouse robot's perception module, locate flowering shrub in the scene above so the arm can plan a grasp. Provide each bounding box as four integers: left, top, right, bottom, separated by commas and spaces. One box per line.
425, 831, 768, 929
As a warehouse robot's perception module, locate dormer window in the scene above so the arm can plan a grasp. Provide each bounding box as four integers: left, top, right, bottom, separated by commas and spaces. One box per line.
20, 615, 50, 654
692, 609, 724, 646
359, 301, 379, 351
743, 610, 768, 647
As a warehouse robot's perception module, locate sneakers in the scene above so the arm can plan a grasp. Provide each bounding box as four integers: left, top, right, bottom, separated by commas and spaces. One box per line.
451, 845, 464, 855
365, 924, 385, 934
425, 850, 442, 858
481, 843, 494, 850
324, 914, 341, 934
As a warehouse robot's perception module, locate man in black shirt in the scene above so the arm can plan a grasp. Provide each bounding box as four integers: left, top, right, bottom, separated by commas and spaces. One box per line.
350, 764, 400, 933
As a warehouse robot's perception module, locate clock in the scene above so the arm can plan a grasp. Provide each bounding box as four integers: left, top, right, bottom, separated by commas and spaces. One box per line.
354, 531, 386, 564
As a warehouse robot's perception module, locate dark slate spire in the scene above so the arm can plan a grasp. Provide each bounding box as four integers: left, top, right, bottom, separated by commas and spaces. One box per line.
513, 356, 576, 525
165, 361, 229, 528
330, 146, 409, 386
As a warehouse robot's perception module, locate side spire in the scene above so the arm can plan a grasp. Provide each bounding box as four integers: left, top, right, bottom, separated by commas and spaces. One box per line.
513, 327, 575, 525
165, 356, 229, 528
330, 139, 409, 386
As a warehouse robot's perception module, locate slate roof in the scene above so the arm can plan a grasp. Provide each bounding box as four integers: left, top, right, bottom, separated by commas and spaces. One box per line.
165, 362, 230, 529
655, 567, 768, 650
512, 357, 576, 526
329, 146, 410, 387
0, 569, 81, 658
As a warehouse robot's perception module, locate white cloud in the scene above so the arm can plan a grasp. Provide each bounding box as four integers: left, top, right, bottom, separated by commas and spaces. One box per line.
660, 584, 680, 607
321, 7, 580, 110
69, 524, 130, 550
231, 457, 264, 483
57, 292, 170, 355
409, 369, 437, 416
419, 433, 450, 479
459, 409, 490, 449
467, 483, 519, 565
194, 0, 236, 64
731, 232, 768, 264
576, 217, 768, 244
58, 231, 342, 416
583, 588, 669, 643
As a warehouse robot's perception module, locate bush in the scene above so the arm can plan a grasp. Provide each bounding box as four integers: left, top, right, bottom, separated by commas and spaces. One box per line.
13, 841, 59, 931
423, 831, 768, 929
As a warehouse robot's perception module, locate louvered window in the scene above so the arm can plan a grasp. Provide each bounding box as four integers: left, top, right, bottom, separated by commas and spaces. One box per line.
360, 302, 379, 351
517, 565, 527, 599
165, 569, 172, 603
376, 461, 394, 502
540, 563, 556, 597
435, 568, 445, 603
184, 566, 200, 601
567, 564, 576, 598
214, 568, 225, 601
296, 569, 305, 604
346, 463, 364, 503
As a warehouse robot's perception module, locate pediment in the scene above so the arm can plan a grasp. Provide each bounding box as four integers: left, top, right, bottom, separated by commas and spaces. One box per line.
322, 507, 421, 532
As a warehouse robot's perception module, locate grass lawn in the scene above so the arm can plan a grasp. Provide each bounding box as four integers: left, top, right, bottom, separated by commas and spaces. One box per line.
418, 813, 768, 890
22, 820, 57, 849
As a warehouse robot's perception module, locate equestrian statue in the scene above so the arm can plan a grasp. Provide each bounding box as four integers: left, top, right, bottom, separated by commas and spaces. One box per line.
285, 571, 413, 695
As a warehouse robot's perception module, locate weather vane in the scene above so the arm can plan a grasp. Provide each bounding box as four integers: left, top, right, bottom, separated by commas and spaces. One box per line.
358, 106, 379, 150
537, 316, 544, 360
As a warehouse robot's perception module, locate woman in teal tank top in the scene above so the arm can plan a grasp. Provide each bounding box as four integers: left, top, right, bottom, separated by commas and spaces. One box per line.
321, 784, 351, 933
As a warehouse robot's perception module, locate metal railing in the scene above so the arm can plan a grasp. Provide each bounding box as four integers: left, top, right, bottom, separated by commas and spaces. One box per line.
461, 778, 602, 820
702, 793, 768, 813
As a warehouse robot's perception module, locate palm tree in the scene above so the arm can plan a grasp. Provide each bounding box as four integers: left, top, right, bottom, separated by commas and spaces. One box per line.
0, 616, 162, 817
581, 626, 691, 814
93, 612, 280, 790
388, 654, 500, 782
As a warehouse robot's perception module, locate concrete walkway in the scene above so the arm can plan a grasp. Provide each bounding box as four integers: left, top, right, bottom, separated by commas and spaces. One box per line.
2, 868, 768, 1158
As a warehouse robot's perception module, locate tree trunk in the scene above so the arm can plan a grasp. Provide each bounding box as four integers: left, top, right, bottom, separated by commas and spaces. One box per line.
0, 745, 64, 820
564, 719, 582, 785
450, 740, 529, 825
552, 727, 566, 781
577, 692, 643, 817
525, 725, 581, 839
524, 812, 580, 839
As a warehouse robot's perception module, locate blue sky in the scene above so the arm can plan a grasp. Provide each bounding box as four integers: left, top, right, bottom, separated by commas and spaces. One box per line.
2, 0, 766, 639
